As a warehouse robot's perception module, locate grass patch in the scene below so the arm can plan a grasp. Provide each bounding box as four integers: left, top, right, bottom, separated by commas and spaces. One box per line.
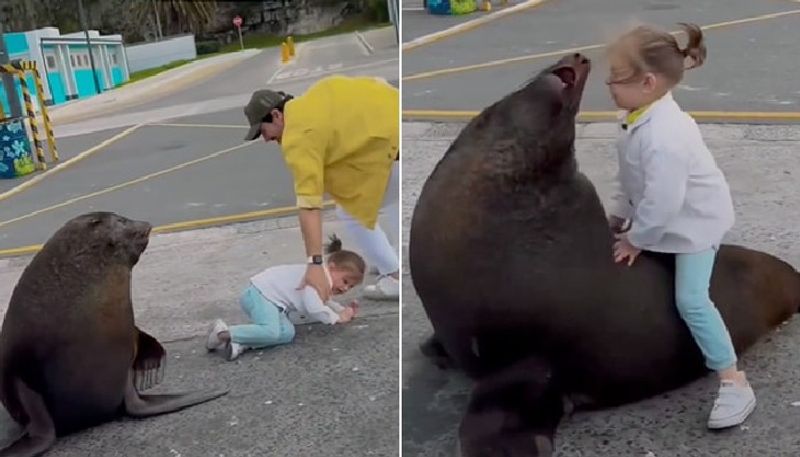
217, 17, 391, 53
123, 59, 192, 85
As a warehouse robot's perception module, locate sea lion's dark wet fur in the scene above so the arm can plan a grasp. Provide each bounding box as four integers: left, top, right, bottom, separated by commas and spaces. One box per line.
0, 212, 227, 457
409, 54, 800, 456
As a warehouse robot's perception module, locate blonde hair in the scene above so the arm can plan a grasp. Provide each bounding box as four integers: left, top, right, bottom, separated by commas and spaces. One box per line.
609, 22, 706, 85
325, 234, 366, 277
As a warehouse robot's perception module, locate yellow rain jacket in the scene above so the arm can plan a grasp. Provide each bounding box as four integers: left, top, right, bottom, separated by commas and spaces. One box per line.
280, 75, 399, 229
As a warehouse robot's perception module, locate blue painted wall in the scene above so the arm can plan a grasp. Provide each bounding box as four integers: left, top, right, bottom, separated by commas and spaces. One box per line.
74, 69, 99, 97
111, 67, 123, 86
47, 72, 66, 104
3, 33, 29, 55
2, 32, 128, 110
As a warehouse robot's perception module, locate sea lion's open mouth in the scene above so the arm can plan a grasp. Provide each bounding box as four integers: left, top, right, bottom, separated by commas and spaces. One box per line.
553, 67, 576, 87
551, 53, 591, 89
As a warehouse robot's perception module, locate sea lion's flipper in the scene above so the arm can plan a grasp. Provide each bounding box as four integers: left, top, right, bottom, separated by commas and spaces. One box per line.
123, 370, 228, 418
419, 333, 455, 370
0, 378, 56, 457
132, 328, 166, 392
458, 357, 563, 457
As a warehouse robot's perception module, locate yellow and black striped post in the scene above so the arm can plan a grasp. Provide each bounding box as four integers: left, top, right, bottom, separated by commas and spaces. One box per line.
13, 68, 46, 170
27, 64, 58, 162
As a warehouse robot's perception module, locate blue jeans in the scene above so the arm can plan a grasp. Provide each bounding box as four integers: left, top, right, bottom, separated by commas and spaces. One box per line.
229, 285, 296, 348
675, 247, 737, 371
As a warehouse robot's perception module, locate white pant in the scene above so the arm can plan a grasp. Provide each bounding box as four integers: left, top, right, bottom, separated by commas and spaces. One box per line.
335, 161, 399, 276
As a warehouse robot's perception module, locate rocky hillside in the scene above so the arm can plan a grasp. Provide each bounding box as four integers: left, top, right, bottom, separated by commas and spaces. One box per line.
0, 0, 388, 44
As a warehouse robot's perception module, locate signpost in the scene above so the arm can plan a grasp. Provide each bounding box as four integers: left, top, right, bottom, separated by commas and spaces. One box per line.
233, 15, 244, 50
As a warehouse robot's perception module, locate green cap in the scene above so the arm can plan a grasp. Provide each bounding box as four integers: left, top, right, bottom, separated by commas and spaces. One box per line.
243, 89, 287, 141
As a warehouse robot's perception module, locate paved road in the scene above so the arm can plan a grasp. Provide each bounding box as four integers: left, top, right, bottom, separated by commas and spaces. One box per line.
0, 28, 399, 251
401, 121, 800, 456
0, 217, 399, 457
402, 0, 800, 113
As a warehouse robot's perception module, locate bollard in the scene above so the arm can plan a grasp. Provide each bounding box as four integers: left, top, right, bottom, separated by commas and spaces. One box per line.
482, 0, 492, 11
287, 36, 295, 57
14, 69, 46, 170
281, 42, 290, 63
29, 65, 58, 162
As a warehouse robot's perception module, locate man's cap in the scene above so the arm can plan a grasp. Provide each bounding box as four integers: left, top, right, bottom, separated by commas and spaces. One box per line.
243, 89, 287, 141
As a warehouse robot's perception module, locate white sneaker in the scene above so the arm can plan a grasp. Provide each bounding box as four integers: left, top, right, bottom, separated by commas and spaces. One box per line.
707, 380, 756, 429
226, 341, 247, 361
205, 319, 229, 351
362, 275, 399, 301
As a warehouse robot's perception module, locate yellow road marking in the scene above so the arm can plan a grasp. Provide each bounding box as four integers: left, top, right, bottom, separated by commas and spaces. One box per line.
403, 8, 800, 81
0, 202, 336, 258
150, 123, 246, 129
152, 201, 335, 234
403, 110, 800, 122
0, 141, 256, 230
0, 123, 143, 203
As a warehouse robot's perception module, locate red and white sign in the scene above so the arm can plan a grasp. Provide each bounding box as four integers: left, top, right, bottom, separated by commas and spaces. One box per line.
233, 15, 242, 27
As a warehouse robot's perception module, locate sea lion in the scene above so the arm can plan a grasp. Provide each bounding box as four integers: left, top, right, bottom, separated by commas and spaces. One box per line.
408, 54, 800, 456
0, 212, 228, 457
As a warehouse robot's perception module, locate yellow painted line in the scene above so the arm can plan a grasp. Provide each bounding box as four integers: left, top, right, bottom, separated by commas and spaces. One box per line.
152, 201, 336, 234
0, 244, 42, 257
403, 110, 800, 122
405, 44, 608, 81
0, 202, 337, 258
403, 0, 551, 52
0, 123, 143, 204
149, 123, 246, 129
0, 141, 256, 231
403, 8, 800, 81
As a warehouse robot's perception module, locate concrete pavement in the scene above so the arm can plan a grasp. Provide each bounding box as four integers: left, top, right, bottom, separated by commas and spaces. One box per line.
0, 213, 399, 457
402, 121, 800, 456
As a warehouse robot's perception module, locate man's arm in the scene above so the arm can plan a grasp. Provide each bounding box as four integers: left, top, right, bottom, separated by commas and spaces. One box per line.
299, 209, 323, 258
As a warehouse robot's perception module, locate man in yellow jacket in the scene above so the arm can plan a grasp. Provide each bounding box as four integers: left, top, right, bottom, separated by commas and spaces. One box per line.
243, 75, 399, 301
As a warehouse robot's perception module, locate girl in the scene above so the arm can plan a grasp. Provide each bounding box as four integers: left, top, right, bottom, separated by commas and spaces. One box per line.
206, 235, 365, 361
606, 22, 756, 429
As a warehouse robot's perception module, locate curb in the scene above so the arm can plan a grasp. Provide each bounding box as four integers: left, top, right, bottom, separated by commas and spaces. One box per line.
403, 0, 550, 52
49, 51, 260, 125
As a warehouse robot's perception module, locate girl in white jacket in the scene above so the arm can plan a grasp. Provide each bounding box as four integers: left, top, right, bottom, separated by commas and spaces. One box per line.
205, 235, 363, 361
606, 22, 755, 429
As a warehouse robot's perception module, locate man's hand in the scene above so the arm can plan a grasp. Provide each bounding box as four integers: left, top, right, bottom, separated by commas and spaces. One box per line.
298, 264, 331, 301
613, 233, 641, 266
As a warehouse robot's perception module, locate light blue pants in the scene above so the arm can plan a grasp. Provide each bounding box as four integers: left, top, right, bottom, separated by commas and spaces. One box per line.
675, 247, 737, 371
229, 285, 296, 348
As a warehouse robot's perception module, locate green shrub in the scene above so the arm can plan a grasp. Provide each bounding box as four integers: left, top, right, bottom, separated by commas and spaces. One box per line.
365, 0, 389, 22
196, 40, 221, 55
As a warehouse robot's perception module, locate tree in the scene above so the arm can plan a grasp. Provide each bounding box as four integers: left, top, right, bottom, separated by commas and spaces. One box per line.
128, 0, 216, 38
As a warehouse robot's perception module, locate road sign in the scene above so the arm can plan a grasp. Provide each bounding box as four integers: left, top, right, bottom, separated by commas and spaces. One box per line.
233, 16, 244, 50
